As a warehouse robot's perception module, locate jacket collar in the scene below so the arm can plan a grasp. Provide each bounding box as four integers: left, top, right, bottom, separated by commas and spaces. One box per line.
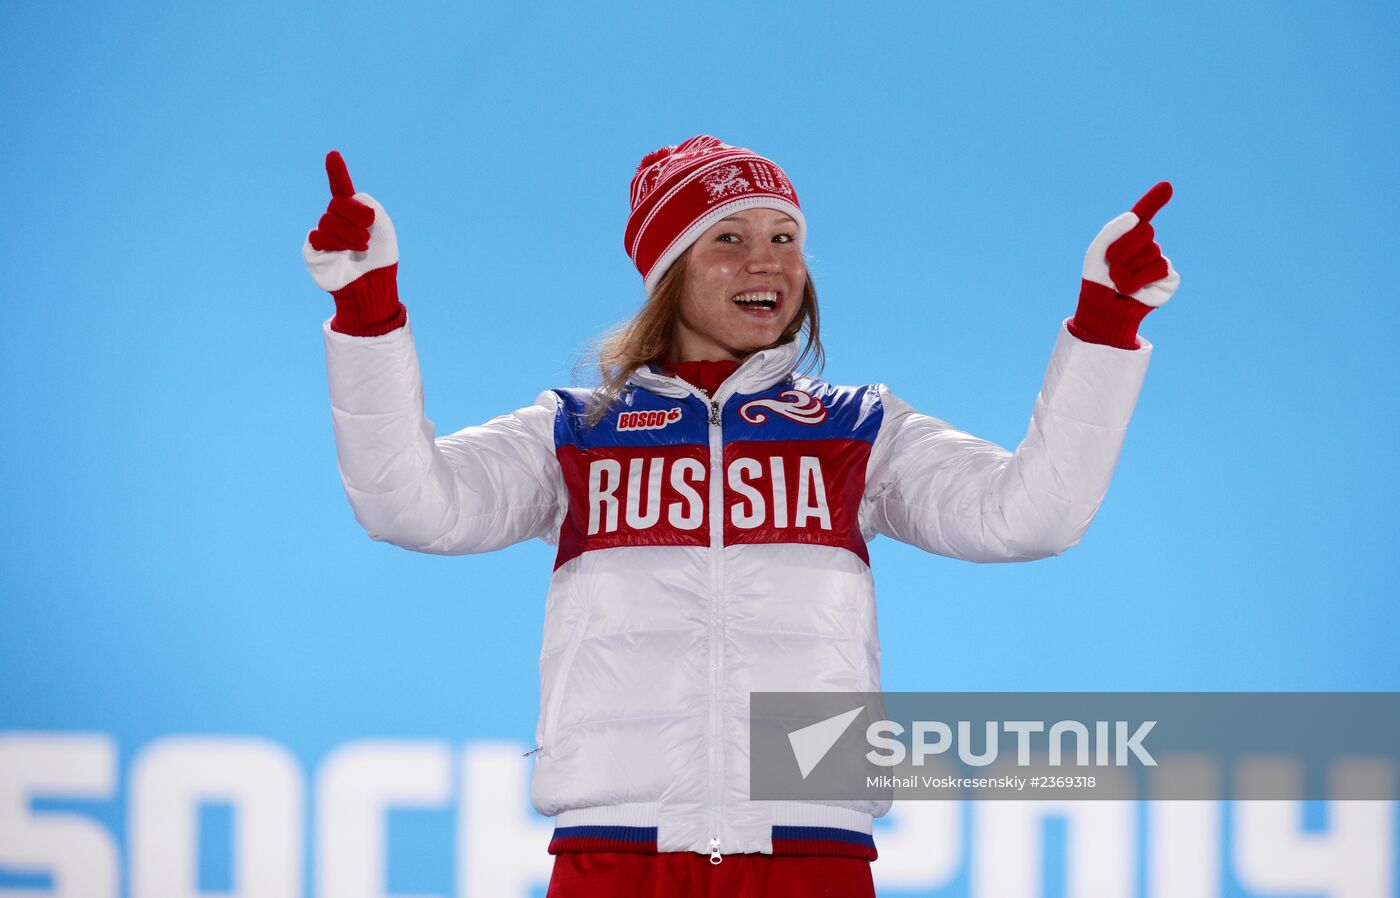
624, 340, 799, 400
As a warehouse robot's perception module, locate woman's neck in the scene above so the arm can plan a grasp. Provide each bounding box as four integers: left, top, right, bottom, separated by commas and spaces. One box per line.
660, 357, 742, 396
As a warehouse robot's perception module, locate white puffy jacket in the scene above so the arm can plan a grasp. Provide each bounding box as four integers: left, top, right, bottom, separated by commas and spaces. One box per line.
323, 318, 1151, 860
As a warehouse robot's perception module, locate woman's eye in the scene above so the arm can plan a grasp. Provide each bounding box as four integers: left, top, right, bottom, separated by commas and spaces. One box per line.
773, 234, 794, 244
717, 233, 740, 243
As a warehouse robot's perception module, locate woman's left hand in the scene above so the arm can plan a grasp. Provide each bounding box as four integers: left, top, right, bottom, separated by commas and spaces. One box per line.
1082, 182, 1180, 308
1067, 183, 1181, 349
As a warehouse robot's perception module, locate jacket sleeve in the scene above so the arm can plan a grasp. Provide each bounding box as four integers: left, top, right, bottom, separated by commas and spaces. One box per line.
323, 319, 565, 555
860, 321, 1152, 562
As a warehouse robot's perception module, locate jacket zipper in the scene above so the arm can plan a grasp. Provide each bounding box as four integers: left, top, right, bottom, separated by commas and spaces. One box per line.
706, 396, 725, 862
536, 612, 589, 758
637, 372, 749, 863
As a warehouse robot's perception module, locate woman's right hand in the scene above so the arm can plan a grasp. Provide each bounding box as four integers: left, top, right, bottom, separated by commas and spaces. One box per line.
302, 151, 405, 336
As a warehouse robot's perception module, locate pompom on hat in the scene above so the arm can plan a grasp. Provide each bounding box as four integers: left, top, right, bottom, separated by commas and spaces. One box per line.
624, 135, 805, 292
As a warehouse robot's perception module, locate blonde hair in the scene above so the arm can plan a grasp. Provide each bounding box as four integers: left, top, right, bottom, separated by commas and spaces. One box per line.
584, 248, 824, 426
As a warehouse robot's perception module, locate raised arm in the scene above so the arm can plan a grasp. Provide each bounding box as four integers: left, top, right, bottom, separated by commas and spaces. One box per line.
304, 152, 564, 554
861, 185, 1180, 562
862, 332, 1149, 561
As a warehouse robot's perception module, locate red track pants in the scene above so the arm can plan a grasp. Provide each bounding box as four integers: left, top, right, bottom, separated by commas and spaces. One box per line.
547, 852, 876, 897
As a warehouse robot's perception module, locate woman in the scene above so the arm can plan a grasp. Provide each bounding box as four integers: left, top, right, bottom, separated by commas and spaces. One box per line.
303, 136, 1179, 897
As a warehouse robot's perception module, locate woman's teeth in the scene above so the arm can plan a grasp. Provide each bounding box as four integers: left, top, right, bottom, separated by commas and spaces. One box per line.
732, 291, 778, 310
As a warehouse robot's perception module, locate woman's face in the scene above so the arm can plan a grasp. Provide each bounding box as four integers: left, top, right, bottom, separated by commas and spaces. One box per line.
672, 208, 806, 363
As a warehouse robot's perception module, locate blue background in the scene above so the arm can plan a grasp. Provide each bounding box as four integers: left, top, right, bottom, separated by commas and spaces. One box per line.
2, 1, 1396, 895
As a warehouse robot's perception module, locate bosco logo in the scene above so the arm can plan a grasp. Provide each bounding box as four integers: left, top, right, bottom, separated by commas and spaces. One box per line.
617, 406, 683, 432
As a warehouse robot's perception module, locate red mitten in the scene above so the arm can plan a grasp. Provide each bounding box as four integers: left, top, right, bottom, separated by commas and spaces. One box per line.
1068, 182, 1181, 349
302, 151, 405, 336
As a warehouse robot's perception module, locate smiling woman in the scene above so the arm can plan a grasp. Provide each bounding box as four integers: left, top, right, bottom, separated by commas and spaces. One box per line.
589, 204, 823, 426
674, 208, 807, 354
302, 135, 1180, 898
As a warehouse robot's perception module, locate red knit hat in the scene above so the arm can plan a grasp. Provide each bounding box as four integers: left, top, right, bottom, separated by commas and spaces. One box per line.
624, 136, 805, 292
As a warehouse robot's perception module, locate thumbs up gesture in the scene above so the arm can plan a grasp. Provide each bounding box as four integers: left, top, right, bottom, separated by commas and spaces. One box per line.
1068, 182, 1181, 349
302, 151, 404, 336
